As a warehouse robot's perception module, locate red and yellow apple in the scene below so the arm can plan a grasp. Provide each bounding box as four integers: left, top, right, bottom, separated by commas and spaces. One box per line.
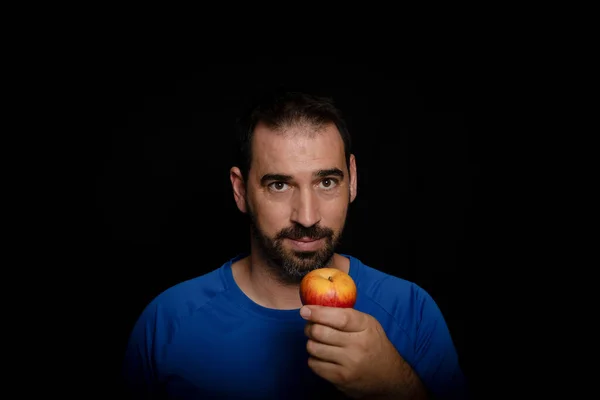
299, 268, 357, 308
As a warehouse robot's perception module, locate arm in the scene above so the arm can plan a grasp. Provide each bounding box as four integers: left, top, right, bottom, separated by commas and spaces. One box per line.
362, 287, 466, 400
301, 306, 430, 399
299, 287, 467, 399
363, 337, 429, 399
408, 286, 467, 399
121, 301, 166, 399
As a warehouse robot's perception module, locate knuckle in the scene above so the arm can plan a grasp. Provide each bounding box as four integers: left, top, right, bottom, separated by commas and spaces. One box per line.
336, 369, 350, 384
340, 313, 350, 328
309, 323, 317, 337
312, 324, 324, 339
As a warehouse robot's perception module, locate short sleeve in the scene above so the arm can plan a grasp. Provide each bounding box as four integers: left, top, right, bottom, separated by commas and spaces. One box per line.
121, 299, 175, 399
410, 285, 468, 399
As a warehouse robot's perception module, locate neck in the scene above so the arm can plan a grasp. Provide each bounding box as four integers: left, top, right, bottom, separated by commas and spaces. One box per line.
232, 251, 350, 311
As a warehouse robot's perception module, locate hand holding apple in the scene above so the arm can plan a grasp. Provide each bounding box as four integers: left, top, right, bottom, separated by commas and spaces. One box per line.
299, 271, 427, 399
299, 268, 357, 308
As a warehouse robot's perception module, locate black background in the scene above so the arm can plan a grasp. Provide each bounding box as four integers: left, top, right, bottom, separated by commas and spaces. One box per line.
82, 62, 481, 395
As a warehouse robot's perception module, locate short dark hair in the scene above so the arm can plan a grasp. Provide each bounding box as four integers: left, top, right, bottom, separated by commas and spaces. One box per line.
234, 89, 352, 182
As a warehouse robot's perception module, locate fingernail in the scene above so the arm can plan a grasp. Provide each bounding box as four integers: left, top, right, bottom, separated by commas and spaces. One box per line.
300, 306, 311, 318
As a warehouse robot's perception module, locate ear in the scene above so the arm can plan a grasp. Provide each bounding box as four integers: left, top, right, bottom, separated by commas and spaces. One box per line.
349, 154, 358, 203
230, 166, 248, 213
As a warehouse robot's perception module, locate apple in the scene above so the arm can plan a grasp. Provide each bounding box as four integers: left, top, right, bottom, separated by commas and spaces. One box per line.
299, 268, 357, 308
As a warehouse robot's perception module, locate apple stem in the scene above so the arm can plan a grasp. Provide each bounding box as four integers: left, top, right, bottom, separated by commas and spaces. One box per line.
328, 276, 333, 282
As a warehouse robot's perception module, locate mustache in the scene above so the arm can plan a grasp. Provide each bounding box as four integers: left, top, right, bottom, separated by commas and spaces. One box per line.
276, 224, 334, 241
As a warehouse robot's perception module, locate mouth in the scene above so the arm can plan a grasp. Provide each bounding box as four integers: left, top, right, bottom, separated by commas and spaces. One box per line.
286, 237, 325, 251
289, 236, 323, 242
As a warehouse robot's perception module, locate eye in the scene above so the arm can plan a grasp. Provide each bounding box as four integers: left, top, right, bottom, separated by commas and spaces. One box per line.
319, 178, 339, 190
268, 182, 289, 192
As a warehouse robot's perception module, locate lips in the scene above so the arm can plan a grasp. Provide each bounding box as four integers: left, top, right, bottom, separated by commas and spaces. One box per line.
288, 237, 322, 242
286, 236, 326, 251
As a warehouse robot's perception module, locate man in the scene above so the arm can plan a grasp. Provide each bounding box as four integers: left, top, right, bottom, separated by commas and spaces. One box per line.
122, 90, 467, 399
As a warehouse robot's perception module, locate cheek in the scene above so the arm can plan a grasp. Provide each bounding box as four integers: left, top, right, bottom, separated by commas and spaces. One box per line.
254, 200, 291, 231
323, 200, 349, 225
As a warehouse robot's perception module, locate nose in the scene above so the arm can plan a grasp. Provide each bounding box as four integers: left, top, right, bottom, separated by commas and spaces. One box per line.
290, 188, 321, 228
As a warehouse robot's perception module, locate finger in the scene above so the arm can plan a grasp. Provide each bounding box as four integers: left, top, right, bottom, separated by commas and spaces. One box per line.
307, 356, 347, 386
306, 339, 348, 365
304, 322, 346, 347
300, 305, 367, 332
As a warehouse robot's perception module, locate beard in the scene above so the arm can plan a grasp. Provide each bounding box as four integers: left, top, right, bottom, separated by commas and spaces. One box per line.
246, 200, 347, 285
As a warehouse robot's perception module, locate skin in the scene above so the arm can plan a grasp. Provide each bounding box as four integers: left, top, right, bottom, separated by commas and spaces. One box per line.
229, 121, 427, 399
230, 121, 357, 310
301, 305, 428, 399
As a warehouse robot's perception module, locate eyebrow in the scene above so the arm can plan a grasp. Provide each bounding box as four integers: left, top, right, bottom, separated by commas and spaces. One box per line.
260, 168, 344, 185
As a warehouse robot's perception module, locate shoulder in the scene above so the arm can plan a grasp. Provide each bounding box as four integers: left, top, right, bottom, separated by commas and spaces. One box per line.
348, 254, 433, 309
347, 255, 444, 338
154, 268, 225, 316
133, 259, 233, 330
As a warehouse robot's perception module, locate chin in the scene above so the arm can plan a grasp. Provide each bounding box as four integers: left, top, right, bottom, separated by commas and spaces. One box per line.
295, 250, 334, 267
271, 249, 331, 283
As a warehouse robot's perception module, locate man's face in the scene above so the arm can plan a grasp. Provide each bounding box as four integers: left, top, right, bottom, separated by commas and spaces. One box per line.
243, 122, 357, 284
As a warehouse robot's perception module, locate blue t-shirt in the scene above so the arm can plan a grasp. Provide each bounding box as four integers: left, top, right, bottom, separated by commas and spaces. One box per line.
122, 254, 467, 399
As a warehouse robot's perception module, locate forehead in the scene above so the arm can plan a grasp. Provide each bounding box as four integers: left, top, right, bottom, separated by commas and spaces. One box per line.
251, 122, 345, 174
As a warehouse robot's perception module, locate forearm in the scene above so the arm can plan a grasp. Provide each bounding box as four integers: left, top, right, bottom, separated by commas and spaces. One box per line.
365, 356, 429, 400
